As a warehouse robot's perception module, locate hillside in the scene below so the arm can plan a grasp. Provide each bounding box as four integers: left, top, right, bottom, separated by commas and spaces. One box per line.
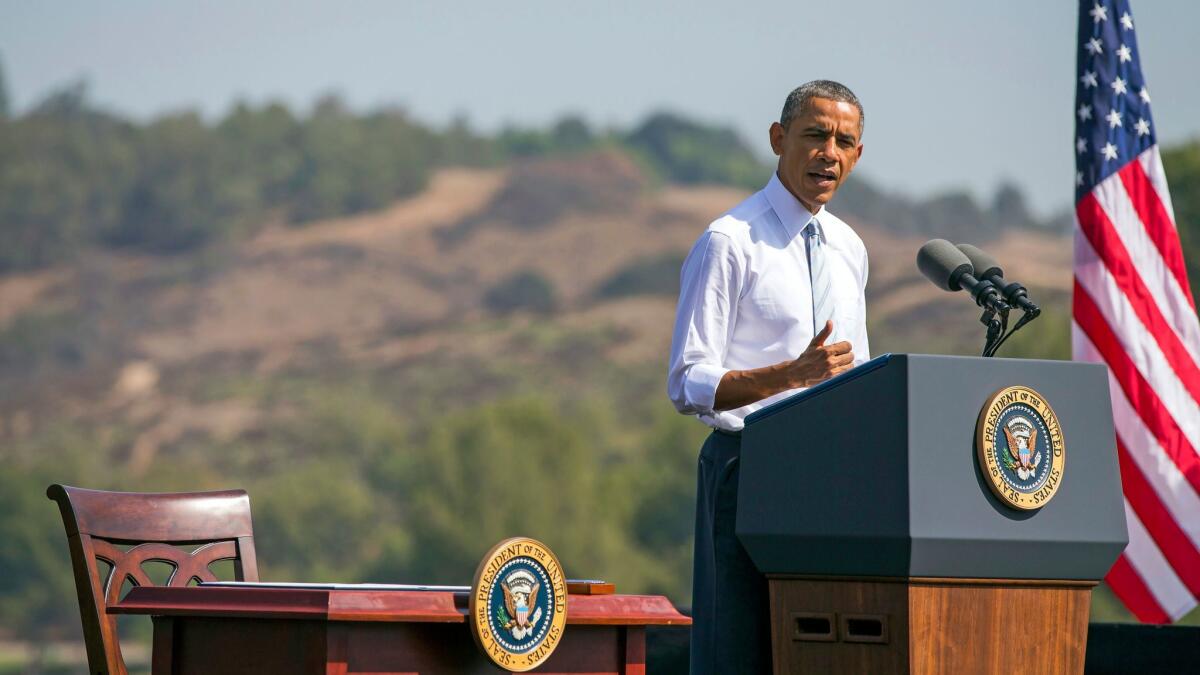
0, 150, 1083, 653
0, 151, 1071, 442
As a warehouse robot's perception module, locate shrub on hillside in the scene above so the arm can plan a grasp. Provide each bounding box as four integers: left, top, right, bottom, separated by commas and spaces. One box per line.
484, 270, 558, 315
594, 252, 685, 300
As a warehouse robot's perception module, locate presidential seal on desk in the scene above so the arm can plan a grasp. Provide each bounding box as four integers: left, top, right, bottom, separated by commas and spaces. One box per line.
471, 537, 568, 672
976, 385, 1066, 510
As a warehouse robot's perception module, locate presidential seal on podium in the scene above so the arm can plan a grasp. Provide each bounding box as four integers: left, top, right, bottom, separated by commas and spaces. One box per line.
470, 537, 568, 671
976, 385, 1066, 510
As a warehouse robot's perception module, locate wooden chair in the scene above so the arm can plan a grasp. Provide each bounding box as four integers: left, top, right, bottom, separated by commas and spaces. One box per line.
47, 484, 259, 675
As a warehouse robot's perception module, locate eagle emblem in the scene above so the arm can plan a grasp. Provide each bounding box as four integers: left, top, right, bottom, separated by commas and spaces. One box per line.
470, 537, 567, 671
498, 570, 543, 639
1002, 416, 1042, 481
976, 386, 1066, 510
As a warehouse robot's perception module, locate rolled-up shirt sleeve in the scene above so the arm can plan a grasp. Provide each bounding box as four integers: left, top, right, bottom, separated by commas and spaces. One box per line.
667, 231, 741, 415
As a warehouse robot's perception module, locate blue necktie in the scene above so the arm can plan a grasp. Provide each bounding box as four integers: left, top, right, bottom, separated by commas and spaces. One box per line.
805, 218, 833, 334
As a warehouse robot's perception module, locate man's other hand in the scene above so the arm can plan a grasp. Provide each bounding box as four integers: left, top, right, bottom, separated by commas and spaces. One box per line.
711, 320, 855, 411
789, 320, 854, 388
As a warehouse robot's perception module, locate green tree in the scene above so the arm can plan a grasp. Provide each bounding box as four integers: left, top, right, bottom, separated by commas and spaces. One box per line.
0, 81, 139, 270
624, 112, 769, 189
217, 100, 303, 207
0, 472, 80, 647
252, 461, 384, 582
550, 115, 594, 153
438, 115, 500, 167
289, 96, 435, 222
0, 423, 122, 656
0, 52, 10, 119
107, 111, 258, 252
497, 124, 553, 158
1163, 140, 1200, 300
990, 182, 1035, 230
382, 397, 630, 583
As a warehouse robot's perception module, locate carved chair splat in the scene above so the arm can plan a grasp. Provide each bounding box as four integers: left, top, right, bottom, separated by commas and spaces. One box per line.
47, 484, 259, 675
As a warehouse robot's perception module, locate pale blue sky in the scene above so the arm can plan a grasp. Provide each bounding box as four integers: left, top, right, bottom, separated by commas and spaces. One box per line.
3, 0, 1198, 216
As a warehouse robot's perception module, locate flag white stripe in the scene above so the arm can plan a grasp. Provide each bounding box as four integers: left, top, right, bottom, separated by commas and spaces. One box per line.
1074, 325, 1200, 546
1139, 146, 1178, 226
1074, 233, 1200, 447
1093, 169, 1200, 360
1122, 499, 1196, 621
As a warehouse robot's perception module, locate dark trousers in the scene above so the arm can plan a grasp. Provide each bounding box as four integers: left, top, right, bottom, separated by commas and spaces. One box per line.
690, 430, 772, 675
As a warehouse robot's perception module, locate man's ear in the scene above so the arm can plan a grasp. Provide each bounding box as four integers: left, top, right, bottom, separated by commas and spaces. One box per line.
769, 122, 785, 156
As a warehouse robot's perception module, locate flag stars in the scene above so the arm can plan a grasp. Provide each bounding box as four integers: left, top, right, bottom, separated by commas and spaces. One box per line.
1112, 77, 1128, 95
1078, 103, 1093, 121
1081, 71, 1098, 88
1090, 2, 1108, 23
1121, 12, 1134, 30
1117, 44, 1132, 63
1140, 87, 1151, 104
1076, 171, 1084, 187
1135, 118, 1151, 136
1106, 108, 1123, 128
1085, 37, 1104, 55
1077, 137, 1088, 154
1102, 143, 1119, 161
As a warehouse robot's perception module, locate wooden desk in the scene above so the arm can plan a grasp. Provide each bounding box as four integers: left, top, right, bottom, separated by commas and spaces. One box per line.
112, 586, 690, 674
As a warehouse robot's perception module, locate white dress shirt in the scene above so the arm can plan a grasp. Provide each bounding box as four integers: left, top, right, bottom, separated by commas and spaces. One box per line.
667, 173, 871, 431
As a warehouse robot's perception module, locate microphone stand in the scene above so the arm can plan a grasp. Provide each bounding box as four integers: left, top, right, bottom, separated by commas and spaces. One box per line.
958, 275, 1008, 358
980, 304, 1008, 358
983, 304, 1040, 357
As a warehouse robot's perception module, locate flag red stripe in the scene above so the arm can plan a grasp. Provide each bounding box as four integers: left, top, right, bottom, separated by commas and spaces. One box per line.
1105, 553, 1172, 624
1072, 280, 1200, 492
1076, 193, 1200, 407
1115, 436, 1200, 598
1118, 160, 1197, 309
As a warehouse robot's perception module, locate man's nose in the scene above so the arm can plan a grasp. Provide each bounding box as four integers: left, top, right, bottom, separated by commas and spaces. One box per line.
816, 136, 838, 159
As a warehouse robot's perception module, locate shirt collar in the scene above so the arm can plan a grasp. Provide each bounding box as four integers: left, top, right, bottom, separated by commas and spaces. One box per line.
764, 172, 826, 241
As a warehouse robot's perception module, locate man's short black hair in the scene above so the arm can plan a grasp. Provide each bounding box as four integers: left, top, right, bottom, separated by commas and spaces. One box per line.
779, 80, 864, 137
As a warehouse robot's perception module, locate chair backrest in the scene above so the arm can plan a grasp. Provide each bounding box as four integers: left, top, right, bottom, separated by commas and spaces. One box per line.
47, 484, 259, 675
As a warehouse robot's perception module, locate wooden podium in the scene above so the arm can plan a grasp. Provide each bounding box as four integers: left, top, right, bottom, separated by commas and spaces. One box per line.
736, 354, 1128, 675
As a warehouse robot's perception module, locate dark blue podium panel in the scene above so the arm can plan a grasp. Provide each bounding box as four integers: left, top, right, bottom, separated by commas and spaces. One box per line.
737, 354, 1128, 580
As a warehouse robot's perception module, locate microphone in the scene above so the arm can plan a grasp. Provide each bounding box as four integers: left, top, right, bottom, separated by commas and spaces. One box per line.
955, 243, 1040, 317
916, 239, 1009, 314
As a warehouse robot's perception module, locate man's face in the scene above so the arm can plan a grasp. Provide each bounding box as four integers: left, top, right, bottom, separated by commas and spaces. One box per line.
769, 97, 864, 213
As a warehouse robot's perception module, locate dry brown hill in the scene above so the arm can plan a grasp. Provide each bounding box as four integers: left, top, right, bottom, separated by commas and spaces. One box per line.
0, 152, 1071, 466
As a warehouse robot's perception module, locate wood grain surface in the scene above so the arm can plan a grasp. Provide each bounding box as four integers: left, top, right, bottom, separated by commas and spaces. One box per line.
769, 576, 1092, 675
115, 585, 688, 674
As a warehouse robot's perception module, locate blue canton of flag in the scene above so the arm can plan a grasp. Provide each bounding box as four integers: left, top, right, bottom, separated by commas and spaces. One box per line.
1074, 0, 1155, 199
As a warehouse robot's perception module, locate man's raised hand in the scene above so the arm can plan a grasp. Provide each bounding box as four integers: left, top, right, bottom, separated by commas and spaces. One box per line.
711, 321, 855, 411
790, 320, 854, 388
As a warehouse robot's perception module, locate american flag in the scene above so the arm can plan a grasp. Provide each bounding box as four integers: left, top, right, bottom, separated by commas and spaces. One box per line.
1072, 0, 1200, 623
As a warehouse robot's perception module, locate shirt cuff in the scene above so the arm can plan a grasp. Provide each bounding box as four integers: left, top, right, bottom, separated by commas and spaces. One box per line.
684, 363, 730, 414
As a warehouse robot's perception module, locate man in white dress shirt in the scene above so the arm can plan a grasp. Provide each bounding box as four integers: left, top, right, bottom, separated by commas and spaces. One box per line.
667, 80, 870, 673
